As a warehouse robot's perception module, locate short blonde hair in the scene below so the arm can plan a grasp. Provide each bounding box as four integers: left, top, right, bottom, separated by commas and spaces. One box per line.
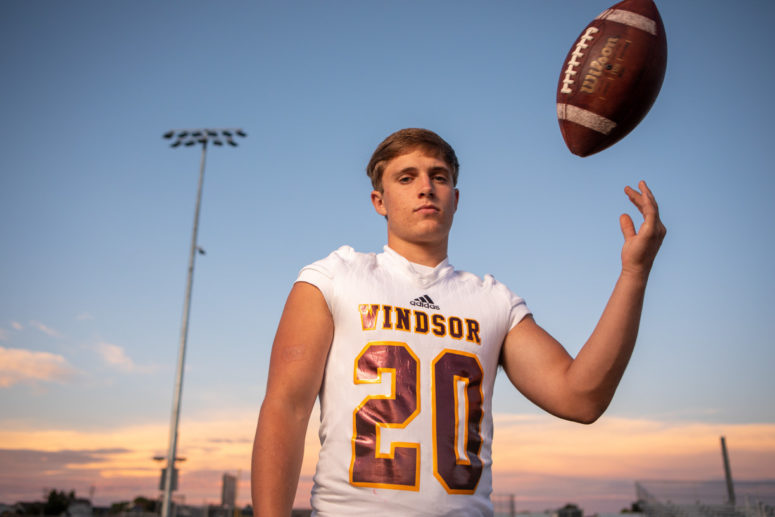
366, 128, 459, 192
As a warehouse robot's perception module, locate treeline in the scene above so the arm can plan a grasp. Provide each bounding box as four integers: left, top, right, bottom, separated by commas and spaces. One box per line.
3, 490, 159, 516
5, 489, 78, 516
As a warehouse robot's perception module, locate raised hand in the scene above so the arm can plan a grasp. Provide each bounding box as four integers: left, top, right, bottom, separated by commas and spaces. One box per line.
619, 180, 666, 280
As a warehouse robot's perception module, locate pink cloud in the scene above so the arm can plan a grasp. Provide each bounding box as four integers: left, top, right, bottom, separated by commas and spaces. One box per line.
0, 346, 78, 387
1, 413, 773, 514
93, 343, 157, 374
29, 321, 62, 339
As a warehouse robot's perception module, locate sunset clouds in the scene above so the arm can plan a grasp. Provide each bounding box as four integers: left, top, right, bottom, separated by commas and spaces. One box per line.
0, 341, 157, 389
0, 346, 78, 387
93, 342, 158, 374
1, 410, 772, 512
489, 414, 775, 510
491, 414, 775, 479
28, 321, 63, 339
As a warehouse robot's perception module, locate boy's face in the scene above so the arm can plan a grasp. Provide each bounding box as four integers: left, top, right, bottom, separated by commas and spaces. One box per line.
371, 149, 459, 252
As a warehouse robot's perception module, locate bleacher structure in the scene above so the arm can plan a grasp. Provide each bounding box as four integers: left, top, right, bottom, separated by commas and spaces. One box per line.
636, 480, 775, 517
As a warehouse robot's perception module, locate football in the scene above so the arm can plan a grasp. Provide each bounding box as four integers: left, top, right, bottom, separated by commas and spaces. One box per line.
556, 0, 667, 157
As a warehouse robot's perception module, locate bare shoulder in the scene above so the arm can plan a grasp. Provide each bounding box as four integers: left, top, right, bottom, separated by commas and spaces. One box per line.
275, 281, 333, 355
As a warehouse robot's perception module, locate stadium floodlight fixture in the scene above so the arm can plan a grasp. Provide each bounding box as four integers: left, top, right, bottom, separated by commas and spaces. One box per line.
163, 127, 247, 149
159, 127, 246, 517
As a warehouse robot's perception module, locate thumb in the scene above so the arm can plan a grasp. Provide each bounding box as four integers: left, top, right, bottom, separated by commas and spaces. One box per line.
620, 213, 636, 240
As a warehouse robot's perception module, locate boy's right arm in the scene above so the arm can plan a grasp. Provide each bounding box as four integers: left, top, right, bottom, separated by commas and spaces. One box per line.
251, 281, 334, 516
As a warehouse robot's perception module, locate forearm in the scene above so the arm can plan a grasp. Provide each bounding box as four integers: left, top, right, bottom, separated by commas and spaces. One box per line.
251, 400, 311, 516
503, 181, 664, 424
566, 269, 649, 419
564, 181, 665, 419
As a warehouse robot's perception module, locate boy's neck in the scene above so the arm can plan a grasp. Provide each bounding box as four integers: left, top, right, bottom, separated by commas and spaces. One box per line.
386, 237, 448, 268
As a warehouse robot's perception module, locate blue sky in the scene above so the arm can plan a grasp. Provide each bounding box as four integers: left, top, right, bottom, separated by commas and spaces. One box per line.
1, 0, 774, 512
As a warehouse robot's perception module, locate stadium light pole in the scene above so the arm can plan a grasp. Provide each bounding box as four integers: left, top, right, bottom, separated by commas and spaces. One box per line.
160, 128, 247, 517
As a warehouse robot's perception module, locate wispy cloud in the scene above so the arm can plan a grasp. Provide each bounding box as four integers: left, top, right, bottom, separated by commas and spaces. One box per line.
0, 414, 261, 503
76, 312, 94, 321
490, 413, 775, 480
1, 321, 24, 341
0, 448, 131, 474
0, 447, 142, 505
0, 346, 78, 387
0, 412, 773, 511
486, 414, 775, 512
29, 320, 62, 338
94, 342, 157, 374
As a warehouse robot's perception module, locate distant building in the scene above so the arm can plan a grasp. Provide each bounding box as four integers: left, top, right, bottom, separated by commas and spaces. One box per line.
66, 499, 93, 517
221, 473, 237, 509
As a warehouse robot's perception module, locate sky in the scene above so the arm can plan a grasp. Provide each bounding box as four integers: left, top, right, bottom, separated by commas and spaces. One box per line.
1, 0, 774, 514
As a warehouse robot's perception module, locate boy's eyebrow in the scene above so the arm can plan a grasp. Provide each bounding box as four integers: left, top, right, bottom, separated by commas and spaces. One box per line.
394, 165, 450, 175
389, 166, 419, 177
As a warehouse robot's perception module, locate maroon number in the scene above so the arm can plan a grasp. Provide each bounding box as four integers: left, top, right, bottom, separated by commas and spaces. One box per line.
350, 342, 421, 490
350, 344, 484, 493
432, 350, 484, 493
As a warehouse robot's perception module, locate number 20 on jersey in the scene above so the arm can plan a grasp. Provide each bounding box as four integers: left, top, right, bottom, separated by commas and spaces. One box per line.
350, 341, 485, 493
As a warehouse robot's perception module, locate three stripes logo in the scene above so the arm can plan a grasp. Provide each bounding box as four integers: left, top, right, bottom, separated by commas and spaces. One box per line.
410, 294, 440, 310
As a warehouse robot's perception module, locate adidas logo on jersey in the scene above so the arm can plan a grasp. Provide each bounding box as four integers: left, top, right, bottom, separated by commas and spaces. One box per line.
410, 294, 440, 310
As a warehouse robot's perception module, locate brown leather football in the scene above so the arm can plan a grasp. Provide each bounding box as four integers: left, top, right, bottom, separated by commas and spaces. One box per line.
556, 0, 667, 157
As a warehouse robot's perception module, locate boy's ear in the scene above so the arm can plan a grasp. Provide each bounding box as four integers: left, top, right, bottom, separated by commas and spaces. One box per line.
371, 190, 387, 217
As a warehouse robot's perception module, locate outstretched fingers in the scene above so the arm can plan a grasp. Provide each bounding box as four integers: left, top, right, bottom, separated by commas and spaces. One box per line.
625, 180, 659, 218
624, 181, 665, 234
620, 180, 666, 277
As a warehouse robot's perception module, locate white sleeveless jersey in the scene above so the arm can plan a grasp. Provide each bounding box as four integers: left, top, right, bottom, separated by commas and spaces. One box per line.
297, 246, 530, 517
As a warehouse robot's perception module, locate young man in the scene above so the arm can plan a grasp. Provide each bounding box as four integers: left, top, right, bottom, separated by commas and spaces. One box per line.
251, 128, 666, 516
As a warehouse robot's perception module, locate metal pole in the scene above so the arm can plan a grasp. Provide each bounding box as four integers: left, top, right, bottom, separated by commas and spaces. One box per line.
721, 435, 736, 506
161, 141, 208, 517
